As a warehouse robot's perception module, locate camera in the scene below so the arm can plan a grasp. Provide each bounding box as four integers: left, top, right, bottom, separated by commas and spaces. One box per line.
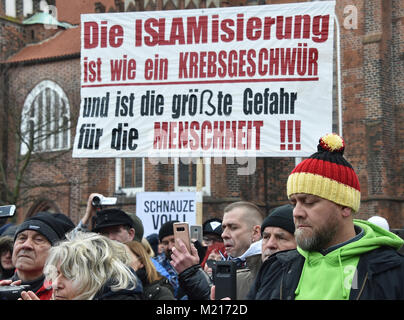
91, 195, 117, 209
0, 205, 16, 218
0, 285, 31, 300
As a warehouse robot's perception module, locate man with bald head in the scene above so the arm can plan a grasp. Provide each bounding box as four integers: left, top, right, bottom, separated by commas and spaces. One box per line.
221, 201, 264, 299
170, 201, 264, 300
222, 201, 263, 257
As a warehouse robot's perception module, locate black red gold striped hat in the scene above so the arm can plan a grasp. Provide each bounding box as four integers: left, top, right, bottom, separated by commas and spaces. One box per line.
287, 133, 361, 212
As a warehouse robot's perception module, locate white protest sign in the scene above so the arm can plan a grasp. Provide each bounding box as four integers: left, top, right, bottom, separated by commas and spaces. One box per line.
136, 192, 196, 236
73, 1, 335, 158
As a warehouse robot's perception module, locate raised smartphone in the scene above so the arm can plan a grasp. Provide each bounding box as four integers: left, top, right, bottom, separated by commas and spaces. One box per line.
213, 261, 237, 300
173, 222, 191, 253
190, 224, 203, 243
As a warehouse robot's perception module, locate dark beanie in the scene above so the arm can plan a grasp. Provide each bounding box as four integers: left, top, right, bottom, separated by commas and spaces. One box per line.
261, 204, 295, 235
158, 220, 179, 241
53, 213, 75, 232
129, 213, 144, 242
15, 212, 75, 245
146, 233, 159, 256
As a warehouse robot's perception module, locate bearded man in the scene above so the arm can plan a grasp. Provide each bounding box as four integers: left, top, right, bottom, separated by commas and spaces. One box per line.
248, 133, 404, 300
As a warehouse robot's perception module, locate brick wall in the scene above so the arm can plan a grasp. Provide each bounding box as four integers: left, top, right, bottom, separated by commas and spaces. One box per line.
6, 58, 82, 222
0, 18, 25, 61
334, 0, 404, 227
3, 0, 404, 230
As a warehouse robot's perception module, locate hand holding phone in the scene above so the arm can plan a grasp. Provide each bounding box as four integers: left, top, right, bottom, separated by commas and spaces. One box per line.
171, 223, 200, 274
173, 222, 191, 253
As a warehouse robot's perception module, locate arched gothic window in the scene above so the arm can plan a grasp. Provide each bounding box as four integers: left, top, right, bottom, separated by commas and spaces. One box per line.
21, 80, 71, 154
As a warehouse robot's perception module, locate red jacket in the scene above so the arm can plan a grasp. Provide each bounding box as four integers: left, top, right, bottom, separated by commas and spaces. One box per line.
11, 272, 53, 300
36, 280, 53, 300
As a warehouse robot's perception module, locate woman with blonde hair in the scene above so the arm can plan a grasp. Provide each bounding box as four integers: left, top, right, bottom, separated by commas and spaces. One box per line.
125, 240, 175, 300
20, 232, 143, 300
141, 237, 155, 257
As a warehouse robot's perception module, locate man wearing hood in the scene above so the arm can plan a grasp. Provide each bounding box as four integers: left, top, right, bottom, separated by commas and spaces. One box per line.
249, 133, 404, 300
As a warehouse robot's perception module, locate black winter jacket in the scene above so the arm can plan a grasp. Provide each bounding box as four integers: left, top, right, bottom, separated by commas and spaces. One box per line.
136, 268, 176, 300
178, 265, 212, 300
178, 254, 262, 300
247, 246, 404, 300
93, 281, 143, 300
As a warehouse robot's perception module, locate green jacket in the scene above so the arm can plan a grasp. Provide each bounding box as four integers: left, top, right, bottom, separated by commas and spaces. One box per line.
248, 219, 404, 300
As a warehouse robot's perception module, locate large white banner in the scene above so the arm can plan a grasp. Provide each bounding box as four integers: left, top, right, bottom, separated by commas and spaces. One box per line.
136, 192, 196, 236
73, 1, 335, 158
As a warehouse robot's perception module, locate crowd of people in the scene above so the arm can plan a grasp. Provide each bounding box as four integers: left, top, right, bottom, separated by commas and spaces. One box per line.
1, 133, 404, 300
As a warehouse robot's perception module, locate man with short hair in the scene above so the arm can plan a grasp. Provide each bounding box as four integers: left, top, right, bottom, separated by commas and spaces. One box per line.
250, 133, 404, 300
170, 201, 264, 300
221, 201, 263, 260
2, 212, 74, 300
221, 201, 264, 299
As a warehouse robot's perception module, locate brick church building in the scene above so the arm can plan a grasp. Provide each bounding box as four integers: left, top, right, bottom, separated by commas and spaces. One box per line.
1, 0, 403, 234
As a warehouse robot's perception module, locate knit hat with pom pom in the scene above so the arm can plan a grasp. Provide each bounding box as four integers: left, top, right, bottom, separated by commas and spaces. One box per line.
287, 133, 361, 212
